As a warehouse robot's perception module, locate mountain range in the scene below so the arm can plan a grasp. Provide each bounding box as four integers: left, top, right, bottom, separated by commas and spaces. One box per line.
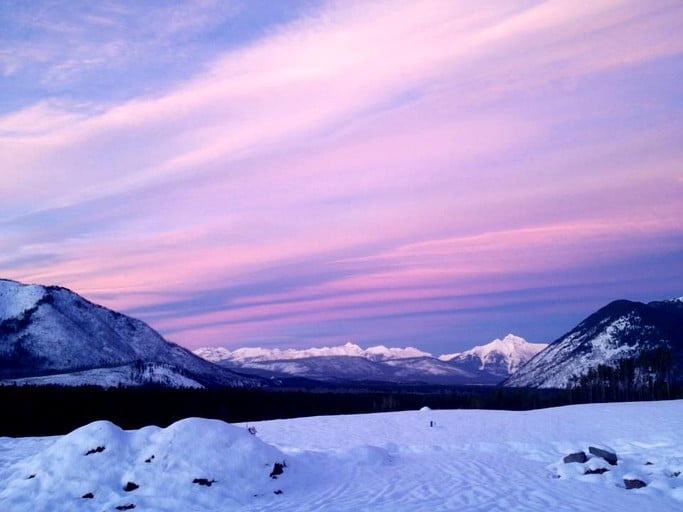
195, 334, 547, 386
1, 278, 681, 391
195, 343, 431, 363
0, 278, 544, 387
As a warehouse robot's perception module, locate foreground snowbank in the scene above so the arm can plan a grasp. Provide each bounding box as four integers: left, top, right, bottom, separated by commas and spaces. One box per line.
0, 418, 285, 511
1, 401, 681, 511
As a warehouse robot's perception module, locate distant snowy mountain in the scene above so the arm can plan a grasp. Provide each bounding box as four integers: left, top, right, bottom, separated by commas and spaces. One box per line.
195, 342, 431, 363
0, 279, 259, 388
195, 335, 542, 386
505, 299, 683, 389
438, 334, 547, 379
382, 356, 503, 385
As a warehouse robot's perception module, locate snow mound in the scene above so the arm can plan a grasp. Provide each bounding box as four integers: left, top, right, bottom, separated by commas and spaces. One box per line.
1, 418, 286, 511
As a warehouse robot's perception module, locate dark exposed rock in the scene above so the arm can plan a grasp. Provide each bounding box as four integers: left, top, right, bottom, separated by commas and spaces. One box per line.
81, 492, 94, 499
116, 505, 136, 511
274, 489, 283, 495
123, 482, 139, 492
26, 474, 36, 479
144, 455, 155, 463
584, 468, 609, 475
624, 478, 647, 489
192, 478, 216, 487
589, 446, 617, 466
645, 461, 654, 465
85, 446, 105, 455
270, 462, 285, 478
563, 451, 587, 464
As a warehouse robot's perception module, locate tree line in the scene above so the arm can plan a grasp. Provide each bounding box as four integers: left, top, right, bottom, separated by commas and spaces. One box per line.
0, 384, 571, 437
567, 347, 680, 403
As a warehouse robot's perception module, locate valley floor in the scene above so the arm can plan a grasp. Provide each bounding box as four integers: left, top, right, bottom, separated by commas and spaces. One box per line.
1, 400, 681, 511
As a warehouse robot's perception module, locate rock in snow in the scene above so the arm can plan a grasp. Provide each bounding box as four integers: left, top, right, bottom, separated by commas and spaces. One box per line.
589, 446, 618, 466
623, 477, 647, 490
563, 451, 588, 464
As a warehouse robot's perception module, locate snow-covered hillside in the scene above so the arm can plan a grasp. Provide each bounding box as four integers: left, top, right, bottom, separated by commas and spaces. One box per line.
3, 363, 205, 389
0, 279, 257, 388
439, 334, 547, 377
505, 299, 683, 389
225, 354, 493, 385
1, 400, 681, 511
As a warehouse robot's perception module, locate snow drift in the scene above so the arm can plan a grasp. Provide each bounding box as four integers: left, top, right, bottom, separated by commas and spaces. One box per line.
1, 401, 682, 511
0, 418, 286, 511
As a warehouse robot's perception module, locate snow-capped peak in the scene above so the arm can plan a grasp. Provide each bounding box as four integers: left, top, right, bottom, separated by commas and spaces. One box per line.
0, 279, 47, 321
364, 344, 432, 360
194, 342, 431, 363
439, 334, 547, 374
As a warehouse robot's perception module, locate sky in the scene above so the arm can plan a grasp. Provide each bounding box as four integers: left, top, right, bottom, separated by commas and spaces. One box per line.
1, 0, 682, 354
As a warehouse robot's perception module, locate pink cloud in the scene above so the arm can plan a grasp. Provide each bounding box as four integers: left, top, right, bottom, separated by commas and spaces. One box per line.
139, 217, 680, 347
2, 1, 681, 350
4, 1, 681, 206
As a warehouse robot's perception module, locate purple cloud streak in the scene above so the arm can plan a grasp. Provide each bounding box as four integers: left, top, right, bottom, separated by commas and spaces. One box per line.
1, 0, 681, 352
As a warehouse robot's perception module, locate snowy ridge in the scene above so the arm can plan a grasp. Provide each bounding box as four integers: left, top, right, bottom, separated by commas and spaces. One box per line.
195, 342, 431, 363
506, 316, 639, 388
2, 401, 683, 511
505, 299, 683, 389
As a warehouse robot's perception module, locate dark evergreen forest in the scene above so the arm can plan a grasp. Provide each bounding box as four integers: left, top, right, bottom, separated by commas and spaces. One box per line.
2, 379, 681, 437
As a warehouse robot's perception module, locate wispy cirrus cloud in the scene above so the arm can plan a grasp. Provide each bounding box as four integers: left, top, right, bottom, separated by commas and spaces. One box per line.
1, 0, 682, 351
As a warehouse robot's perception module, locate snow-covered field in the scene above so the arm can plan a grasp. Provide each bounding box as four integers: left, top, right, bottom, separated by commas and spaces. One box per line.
1, 401, 681, 511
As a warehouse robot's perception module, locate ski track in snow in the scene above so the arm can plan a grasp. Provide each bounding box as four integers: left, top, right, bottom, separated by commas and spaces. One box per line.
1, 401, 682, 511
